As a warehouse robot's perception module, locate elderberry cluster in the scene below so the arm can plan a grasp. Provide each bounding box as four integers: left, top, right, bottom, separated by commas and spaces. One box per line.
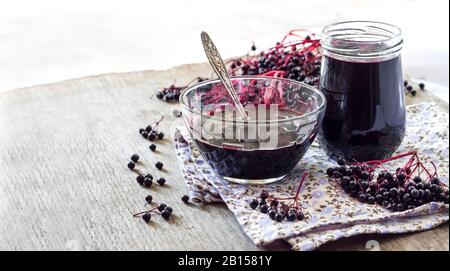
139, 125, 164, 142
327, 158, 449, 212
249, 191, 306, 222
403, 80, 425, 96
136, 196, 174, 223
239, 47, 321, 87
156, 77, 207, 103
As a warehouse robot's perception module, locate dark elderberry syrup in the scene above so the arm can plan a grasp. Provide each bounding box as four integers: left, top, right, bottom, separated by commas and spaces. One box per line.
319, 21, 406, 161
195, 137, 313, 180
193, 108, 319, 181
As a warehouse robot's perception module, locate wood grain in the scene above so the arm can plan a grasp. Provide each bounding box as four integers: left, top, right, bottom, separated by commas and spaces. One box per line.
0, 63, 448, 250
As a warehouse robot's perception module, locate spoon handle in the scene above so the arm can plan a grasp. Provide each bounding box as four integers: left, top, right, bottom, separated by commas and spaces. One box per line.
200, 31, 248, 120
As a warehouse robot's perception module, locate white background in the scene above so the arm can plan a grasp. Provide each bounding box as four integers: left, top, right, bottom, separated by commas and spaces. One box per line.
0, 0, 449, 93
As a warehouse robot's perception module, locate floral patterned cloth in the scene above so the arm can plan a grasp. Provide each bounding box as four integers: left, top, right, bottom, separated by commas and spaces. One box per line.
174, 103, 449, 250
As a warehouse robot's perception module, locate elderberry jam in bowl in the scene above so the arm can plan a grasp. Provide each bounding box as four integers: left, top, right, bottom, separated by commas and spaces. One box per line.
180, 76, 326, 184
319, 21, 406, 162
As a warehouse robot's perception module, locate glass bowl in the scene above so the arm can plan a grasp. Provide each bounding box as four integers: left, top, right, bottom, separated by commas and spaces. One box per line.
179, 76, 326, 184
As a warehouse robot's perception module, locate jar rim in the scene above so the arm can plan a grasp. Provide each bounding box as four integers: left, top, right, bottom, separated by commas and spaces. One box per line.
321, 21, 403, 62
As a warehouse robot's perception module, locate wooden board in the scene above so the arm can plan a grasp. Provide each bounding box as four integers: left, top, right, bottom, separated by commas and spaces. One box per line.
0, 63, 448, 251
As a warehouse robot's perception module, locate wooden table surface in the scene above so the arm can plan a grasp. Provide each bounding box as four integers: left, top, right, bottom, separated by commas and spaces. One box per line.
0, 63, 448, 251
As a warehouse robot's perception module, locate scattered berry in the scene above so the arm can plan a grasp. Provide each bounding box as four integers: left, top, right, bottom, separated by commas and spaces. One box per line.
145, 195, 153, 204
142, 213, 151, 223
157, 203, 167, 212
260, 191, 269, 200
131, 154, 139, 163
161, 209, 171, 220
136, 174, 145, 185
127, 162, 136, 170
419, 83, 425, 90
250, 199, 259, 209
143, 177, 153, 188
337, 157, 346, 166
148, 133, 156, 141
149, 144, 156, 152
157, 178, 166, 186
182, 195, 190, 203
155, 161, 163, 170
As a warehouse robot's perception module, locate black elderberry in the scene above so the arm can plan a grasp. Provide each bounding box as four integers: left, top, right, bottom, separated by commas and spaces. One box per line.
382, 192, 390, 200
375, 194, 383, 203
131, 154, 139, 163
326, 168, 334, 177
158, 132, 164, 140
287, 211, 297, 222
182, 195, 190, 203
430, 184, 440, 193
127, 162, 136, 170
143, 177, 153, 188
259, 199, 267, 207
155, 161, 163, 170
156, 92, 164, 99
145, 125, 152, 132
431, 178, 440, 185
260, 204, 269, 214
337, 157, 346, 166
358, 193, 367, 202
341, 176, 351, 186
136, 174, 145, 185
332, 170, 341, 178
161, 209, 171, 220
424, 189, 432, 199
348, 180, 358, 189
296, 211, 305, 221
411, 189, 420, 199
413, 176, 422, 183
149, 144, 156, 152
158, 203, 167, 212
384, 172, 393, 180
250, 199, 258, 209
406, 86, 413, 91
361, 181, 369, 189
344, 168, 353, 177
416, 182, 424, 190
145, 173, 153, 180
397, 172, 406, 182
403, 193, 411, 202
274, 213, 284, 222
148, 133, 156, 141
270, 199, 279, 207
367, 196, 376, 204
260, 191, 269, 200
396, 203, 405, 212
142, 131, 149, 138
145, 195, 153, 204
157, 178, 166, 186
142, 213, 151, 223
164, 206, 173, 214
389, 188, 398, 197
419, 83, 425, 90
268, 209, 277, 220
361, 171, 370, 180
139, 128, 145, 134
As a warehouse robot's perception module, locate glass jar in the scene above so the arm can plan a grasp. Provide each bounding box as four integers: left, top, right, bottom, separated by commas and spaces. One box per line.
318, 21, 406, 161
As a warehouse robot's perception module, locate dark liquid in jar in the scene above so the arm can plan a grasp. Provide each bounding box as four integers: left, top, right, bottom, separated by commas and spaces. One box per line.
318, 55, 406, 161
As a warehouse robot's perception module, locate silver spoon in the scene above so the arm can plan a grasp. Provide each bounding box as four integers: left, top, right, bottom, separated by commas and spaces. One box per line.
200, 31, 248, 120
